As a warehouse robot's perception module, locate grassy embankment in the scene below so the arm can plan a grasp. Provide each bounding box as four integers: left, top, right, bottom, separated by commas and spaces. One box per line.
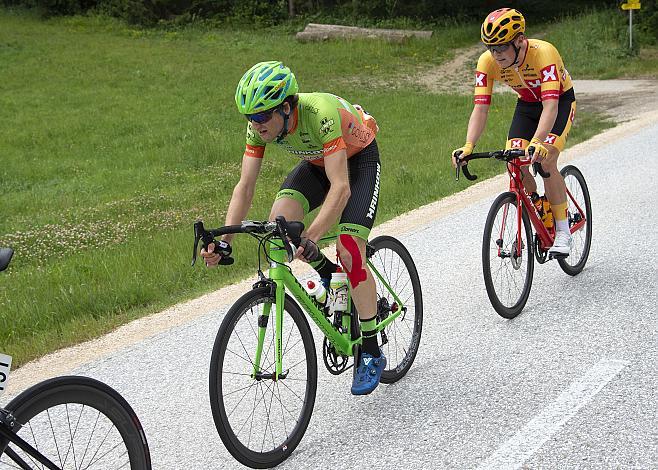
3, 8, 652, 365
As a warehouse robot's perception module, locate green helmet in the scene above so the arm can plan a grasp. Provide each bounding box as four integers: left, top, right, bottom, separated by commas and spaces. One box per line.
235, 61, 299, 114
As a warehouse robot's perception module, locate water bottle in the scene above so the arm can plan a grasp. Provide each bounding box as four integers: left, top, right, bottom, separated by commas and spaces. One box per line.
531, 193, 554, 229
305, 280, 327, 306
541, 196, 554, 229
329, 267, 349, 313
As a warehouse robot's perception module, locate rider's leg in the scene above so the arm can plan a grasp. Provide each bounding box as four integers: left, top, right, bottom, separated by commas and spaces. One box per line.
520, 166, 537, 194
336, 235, 377, 325
275, 162, 338, 282
544, 94, 576, 255
269, 196, 305, 223
338, 233, 386, 396
335, 140, 385, 395
541, 145, 572, 254
541, 145, 567, 209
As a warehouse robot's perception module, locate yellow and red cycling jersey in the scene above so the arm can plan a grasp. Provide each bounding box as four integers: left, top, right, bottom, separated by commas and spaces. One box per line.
474, 38, 573, 104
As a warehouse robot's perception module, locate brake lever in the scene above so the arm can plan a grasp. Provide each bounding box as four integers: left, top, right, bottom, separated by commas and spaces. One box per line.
192, 220, 234, 266
192, 221, 204, 266
454, 153, 463, 181
275, 216, 295, 263
462, 164, 477, 181
532, 162, 551, 178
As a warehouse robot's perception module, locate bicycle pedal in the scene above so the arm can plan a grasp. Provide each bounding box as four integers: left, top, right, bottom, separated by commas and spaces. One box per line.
549, 252, 569, 260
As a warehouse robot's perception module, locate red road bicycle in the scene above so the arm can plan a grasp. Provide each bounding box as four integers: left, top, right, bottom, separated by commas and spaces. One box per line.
455, 149, 592, 318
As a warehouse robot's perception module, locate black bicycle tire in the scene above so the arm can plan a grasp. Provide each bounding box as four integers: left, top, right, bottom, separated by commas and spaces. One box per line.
482, 192, 535, 319
209, 287, 317, 469
2, 376, 151, 470
558, 165, 593, 276
367, 235, 423, 384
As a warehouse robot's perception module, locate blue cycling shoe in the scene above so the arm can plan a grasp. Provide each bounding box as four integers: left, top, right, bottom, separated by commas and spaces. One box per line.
351, 351, 386, 395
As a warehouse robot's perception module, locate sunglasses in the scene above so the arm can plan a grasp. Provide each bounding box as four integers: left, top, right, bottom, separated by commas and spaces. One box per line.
487, 43, 512, 54
246, 107, 279, 124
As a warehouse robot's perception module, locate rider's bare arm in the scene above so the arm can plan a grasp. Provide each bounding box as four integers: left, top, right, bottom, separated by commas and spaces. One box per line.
304, 149, 350, 242
452, 104, 490, 168
222, 155, 263, 244
466, 104, 490, 145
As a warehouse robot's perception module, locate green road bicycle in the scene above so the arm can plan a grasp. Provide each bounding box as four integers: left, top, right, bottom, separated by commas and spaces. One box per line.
192, 217, 423, 468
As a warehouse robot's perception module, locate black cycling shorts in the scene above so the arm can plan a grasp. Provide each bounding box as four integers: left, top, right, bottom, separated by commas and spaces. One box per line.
506, 88, 576, 152
275, 140, 381, 240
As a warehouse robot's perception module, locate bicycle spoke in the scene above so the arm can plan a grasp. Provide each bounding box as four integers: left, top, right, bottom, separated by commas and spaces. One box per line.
46, 409, 64, 468
226, 383, 260, 422
224, 346, 256, 368
275, 381, 289, 441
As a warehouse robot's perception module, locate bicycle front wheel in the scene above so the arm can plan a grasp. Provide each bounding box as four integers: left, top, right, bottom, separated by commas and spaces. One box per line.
209, 287, 317, 469
558, 165, 592, 276
482, 192, 535, 319
367, 235, 423, 384
1, 376, 151, 470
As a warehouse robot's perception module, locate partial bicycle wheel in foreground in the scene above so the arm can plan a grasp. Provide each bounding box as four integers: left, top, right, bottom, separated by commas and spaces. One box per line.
1, 375, 151, 470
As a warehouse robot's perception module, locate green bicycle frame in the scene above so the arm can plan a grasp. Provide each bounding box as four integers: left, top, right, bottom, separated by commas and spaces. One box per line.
252, 237, 405, 380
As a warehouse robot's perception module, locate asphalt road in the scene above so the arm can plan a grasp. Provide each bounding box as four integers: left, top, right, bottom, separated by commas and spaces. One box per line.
5, 123, 657, 469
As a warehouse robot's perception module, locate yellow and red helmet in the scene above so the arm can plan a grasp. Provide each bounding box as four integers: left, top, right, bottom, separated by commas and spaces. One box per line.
481, 8, 525, 45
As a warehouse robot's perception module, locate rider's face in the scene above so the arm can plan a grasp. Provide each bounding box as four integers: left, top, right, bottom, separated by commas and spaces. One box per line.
249, 103, 290, 143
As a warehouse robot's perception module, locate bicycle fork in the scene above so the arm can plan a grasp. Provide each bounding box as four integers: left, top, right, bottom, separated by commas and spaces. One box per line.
252, 242, 288, 382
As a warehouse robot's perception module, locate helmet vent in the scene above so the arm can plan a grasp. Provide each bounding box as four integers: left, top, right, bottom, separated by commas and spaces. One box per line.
259, 68, 273, 80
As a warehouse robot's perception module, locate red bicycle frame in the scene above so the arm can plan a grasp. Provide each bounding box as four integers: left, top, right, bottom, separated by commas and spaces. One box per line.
503, 157, 587, 258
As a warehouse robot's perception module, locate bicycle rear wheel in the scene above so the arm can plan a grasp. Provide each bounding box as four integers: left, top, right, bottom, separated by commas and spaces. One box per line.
209, 287, 317, 469
482, 192, 535, 319
558, 165, 592, 276
1, 376, 151, 470
367, 236, 423, 384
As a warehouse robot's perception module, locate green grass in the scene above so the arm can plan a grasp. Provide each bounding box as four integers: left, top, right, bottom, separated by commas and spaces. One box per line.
0, 8, 631, 366
544, 9, 658, 78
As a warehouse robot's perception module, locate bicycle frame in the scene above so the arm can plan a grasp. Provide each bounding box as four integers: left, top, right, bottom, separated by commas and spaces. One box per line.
253, 237, 405, 380
0, 414, 61, 470
504, 159, 587, 257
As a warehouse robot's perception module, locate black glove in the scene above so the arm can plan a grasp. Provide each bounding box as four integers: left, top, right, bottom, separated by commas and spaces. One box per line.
299, 237, 321, 262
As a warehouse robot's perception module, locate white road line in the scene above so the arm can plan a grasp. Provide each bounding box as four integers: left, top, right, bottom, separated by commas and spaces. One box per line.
477, 358, 630, 470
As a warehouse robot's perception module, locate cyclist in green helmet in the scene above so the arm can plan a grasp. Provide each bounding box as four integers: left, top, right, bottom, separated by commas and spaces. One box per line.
201, 61, 385, 395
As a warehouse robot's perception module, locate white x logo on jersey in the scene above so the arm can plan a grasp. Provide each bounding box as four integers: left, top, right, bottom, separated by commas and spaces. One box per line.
544, 135, 557, 144
542, 65, 557, 82
511, 139, 523, 148
475, 73, 486, 87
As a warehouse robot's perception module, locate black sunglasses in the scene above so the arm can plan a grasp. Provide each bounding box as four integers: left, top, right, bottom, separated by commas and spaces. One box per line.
246, 106, 281, 124
487, 42, 512, 54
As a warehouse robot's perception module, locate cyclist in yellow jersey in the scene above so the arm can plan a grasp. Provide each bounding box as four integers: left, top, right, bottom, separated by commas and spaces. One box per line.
201, 61, 386, 395
452, 8, 576, 255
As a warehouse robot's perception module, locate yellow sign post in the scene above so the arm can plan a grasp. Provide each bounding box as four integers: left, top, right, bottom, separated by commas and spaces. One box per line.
621, 1, 642, 49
